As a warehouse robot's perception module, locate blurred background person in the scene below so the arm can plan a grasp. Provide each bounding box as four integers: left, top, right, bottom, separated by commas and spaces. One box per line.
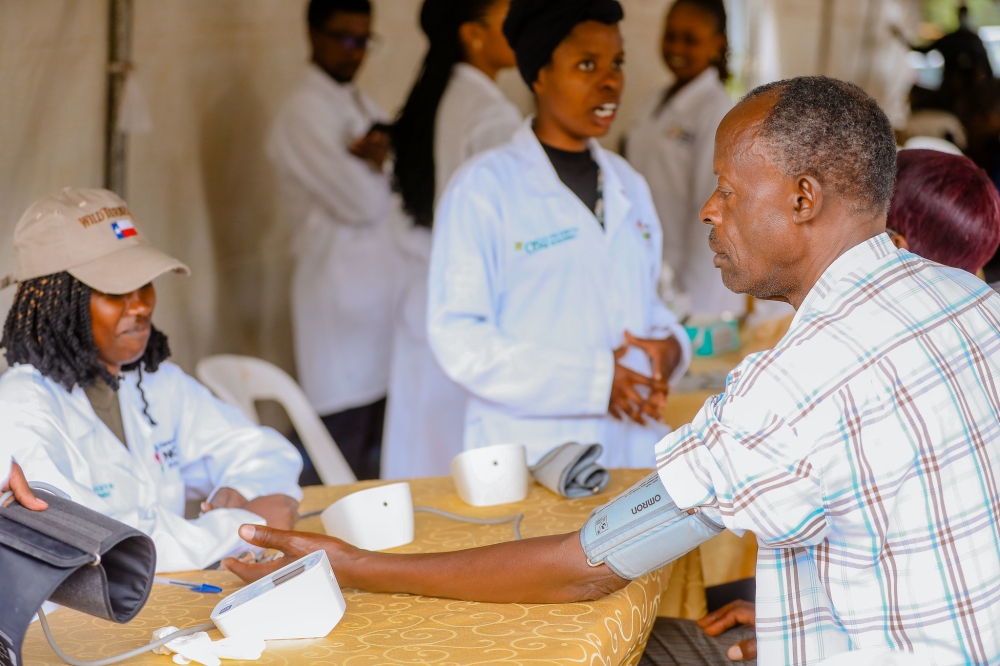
382, 0, 520, 479
268, 0, 394, 481
887, 148, 1000, 275
624, 0, 745, 319
902, 3, 1000, 186
427, 0, 691, 468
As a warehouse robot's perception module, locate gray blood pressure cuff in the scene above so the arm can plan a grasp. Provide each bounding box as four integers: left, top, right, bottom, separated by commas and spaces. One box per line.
580, 471, 724, 580
530, 442, 610, 498
0, 488, 156, 666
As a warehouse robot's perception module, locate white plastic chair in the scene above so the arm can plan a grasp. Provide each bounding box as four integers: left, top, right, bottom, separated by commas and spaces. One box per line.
195, 354, 356, 486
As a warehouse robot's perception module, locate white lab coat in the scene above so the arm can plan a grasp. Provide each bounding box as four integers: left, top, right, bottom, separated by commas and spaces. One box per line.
0, 362, 303, 573
625, 68, 745, 318
382, 64, 522, 480
427, 121, 692, 468
268, 64, 396, 415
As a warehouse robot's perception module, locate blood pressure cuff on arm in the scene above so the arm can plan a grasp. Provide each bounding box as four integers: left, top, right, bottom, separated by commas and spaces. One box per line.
580, 471, 724, 580
0, 490, 156, 666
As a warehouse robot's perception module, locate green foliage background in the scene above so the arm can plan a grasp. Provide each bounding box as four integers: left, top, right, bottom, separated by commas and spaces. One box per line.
922, 0, 1000, 34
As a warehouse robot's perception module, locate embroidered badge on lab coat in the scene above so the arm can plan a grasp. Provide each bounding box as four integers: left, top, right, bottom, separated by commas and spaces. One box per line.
154, 439, 180, 472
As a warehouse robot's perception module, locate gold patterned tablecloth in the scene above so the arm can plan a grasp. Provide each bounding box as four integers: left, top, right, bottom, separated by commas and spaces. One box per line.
23, 470, 705, 666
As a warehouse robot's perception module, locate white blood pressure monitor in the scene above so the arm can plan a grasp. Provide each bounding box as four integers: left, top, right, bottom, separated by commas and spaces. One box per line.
210, 550, 346, 640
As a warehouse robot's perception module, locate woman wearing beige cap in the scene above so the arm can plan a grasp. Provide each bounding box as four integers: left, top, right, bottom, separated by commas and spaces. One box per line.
0, 188, 304, 573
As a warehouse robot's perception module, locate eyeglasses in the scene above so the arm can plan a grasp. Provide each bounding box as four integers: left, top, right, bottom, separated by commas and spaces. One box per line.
314, 28, 380, 51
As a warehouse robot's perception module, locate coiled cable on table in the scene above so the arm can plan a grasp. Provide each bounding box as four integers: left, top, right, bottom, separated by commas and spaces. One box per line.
37, 608, 215, 666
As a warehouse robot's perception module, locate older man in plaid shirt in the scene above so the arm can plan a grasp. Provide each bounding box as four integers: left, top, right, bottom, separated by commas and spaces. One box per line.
649, 77, 1000, 665
224, 75, 1000, 666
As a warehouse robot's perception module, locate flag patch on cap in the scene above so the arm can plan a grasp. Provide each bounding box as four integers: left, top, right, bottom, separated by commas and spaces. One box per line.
111, 218, 137, 239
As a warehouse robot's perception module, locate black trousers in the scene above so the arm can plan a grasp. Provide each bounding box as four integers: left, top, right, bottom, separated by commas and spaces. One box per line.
319, 397, 386, 481
639, 618, 756, 666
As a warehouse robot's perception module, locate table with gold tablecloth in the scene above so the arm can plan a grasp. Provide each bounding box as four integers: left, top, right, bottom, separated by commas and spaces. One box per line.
22, 470, 705, 666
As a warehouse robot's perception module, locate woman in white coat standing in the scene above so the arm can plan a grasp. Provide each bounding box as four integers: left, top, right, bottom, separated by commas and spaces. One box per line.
427, 0, 692, 468
381, 0, 521, 479
624, 0, 745, 318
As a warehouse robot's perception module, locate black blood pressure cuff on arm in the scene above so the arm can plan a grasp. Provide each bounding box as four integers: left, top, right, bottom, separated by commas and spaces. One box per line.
0, 488, 156, 666
580, 471, 724, 580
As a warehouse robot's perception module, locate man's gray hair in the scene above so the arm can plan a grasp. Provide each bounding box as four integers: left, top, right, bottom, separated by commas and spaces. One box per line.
742, 76, 898, 213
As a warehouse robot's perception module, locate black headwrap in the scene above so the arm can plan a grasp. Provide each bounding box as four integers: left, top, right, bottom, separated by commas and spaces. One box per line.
502, 0, 624, 89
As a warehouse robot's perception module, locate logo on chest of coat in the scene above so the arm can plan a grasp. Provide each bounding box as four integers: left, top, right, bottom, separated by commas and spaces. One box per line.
153, 438, 180, 473
635, 220, 654, 246
514, 227, 579, 256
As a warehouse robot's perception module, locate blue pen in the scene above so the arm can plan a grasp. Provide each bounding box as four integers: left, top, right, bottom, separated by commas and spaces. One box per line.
154, 577, 223, 594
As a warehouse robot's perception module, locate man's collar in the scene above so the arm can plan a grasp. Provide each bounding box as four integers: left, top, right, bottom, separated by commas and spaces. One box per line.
792, 232, 897, 324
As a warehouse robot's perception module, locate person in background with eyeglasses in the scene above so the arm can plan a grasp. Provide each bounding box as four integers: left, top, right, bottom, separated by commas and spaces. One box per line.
267, 0, 396, 482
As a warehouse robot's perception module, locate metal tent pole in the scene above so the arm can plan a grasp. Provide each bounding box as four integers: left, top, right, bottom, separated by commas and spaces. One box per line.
105, 0, 133, 197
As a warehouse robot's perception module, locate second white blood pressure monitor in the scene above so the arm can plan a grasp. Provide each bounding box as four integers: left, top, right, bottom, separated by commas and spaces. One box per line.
210, 550, 346, 640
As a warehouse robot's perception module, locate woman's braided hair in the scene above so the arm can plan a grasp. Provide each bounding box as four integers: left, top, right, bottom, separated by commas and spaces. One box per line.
1, 272, 170, 422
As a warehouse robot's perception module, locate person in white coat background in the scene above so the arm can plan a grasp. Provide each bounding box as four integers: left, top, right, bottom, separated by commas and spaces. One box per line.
427, 0, 692, 468
0, 189, 303, 573
624, 0, 746, 319
268, 0, 394, 480
381, 0, 521, 480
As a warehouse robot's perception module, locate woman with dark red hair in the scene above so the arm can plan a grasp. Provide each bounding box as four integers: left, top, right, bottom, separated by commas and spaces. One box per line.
887, 148, 1000, 274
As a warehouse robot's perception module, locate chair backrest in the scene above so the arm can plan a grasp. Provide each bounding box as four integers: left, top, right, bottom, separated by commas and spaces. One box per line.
195, 354, 356, 486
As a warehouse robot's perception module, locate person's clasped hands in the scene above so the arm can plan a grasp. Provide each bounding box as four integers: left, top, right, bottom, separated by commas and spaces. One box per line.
609, 330, 683, 424
697, 600, 757, 661
349, 126, 391, 170
202, 488, 299, 531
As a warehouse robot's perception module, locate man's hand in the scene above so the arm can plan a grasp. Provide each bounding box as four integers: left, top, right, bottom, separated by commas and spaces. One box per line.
223, 525, 357, 584
696, 600, 757, 661
1, 462, 48, 511
609, 345, 667, 424
204, 490, 299, 530
623, 331, 683, 420
349, 129, 391, 170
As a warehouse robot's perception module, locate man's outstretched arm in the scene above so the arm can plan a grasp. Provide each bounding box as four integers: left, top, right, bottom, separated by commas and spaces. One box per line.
223, 525, 629, 604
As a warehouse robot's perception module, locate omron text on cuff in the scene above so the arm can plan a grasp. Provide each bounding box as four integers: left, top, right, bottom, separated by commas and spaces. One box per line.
580, 471, 724, 580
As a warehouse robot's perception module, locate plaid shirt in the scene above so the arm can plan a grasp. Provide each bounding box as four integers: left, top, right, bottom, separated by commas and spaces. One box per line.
656, 234, 1000, 665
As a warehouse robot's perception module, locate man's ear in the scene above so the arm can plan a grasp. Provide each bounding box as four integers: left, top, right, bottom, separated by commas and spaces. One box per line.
791, 175, 822, 224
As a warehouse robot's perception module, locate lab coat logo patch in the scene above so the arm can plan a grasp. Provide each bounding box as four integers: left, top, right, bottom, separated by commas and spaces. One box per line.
515, 227, 579, 255
154, 439, 180, 472
635, 221, 651, 240
110, 218, 137, 239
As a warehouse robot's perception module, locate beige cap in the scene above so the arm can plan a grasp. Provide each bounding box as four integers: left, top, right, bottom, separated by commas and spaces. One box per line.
9, 188, 190, 294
